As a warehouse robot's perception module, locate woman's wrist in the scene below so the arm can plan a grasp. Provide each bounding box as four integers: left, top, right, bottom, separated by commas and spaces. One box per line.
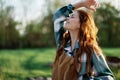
72, 2, 86, 10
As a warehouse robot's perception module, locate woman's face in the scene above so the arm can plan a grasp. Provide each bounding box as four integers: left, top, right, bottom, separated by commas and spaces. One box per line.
64, 11, 80, 30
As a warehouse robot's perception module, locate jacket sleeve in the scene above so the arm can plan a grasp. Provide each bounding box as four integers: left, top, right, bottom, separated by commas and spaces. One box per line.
91, 51, 115, 80
53, 4, 74, 48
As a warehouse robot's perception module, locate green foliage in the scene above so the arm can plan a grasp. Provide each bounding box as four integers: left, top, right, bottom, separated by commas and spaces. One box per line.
0, 2, 20, 49
94, 3, 120, 47
0, 48, 120, 80
22, 0, 64, 48
23, 13, 55, 48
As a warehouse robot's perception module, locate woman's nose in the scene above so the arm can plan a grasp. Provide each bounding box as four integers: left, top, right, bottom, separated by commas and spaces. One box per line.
66, 17, 69, 21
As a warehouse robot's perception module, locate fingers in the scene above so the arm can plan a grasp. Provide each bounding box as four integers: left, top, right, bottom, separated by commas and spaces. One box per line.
89, 0, 99, 6
95, 0, 100, 8
90, 0, 100, 9
83, 0, 100, 11
89, 6, 96, 12
96, 0, 100, 7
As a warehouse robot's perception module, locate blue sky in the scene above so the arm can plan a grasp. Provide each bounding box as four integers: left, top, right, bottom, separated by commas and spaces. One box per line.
5, 0, 120, 23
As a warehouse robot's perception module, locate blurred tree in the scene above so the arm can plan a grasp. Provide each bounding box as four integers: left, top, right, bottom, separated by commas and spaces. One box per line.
23, 12, 55, 47
23, 22, 42, 48
0, 0, 20, 49
94, 3, 120, 47
23, 0, 64, 48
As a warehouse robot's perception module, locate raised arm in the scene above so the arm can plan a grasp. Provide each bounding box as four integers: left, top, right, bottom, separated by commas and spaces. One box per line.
53, 0, 100, 48
73, 0, 99, 11
53, 4, 74, 48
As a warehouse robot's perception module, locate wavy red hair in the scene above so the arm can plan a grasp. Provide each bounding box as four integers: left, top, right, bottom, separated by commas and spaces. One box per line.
54, 10, 102, 77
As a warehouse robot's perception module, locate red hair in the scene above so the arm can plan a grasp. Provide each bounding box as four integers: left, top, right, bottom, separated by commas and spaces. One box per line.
54, 10, 102, 77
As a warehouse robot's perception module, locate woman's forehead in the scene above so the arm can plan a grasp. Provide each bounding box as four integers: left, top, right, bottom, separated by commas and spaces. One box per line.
70, 11, 79, 16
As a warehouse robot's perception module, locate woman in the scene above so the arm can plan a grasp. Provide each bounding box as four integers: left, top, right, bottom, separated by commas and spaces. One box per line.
52, 0, 114, 80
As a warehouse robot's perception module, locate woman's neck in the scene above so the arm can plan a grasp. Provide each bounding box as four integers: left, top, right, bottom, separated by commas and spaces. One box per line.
69, 30, 79, 51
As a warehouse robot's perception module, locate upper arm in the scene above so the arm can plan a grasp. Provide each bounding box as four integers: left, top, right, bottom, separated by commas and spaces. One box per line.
92, 52, 115, 80
53, 4, 74, 48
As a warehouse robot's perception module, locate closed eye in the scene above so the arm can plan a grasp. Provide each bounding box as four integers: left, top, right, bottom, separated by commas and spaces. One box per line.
70, 14, 75, 18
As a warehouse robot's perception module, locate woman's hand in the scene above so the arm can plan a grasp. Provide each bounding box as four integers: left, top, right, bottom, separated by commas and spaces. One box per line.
84, 0, 100, 11
73, 0, 100, 11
